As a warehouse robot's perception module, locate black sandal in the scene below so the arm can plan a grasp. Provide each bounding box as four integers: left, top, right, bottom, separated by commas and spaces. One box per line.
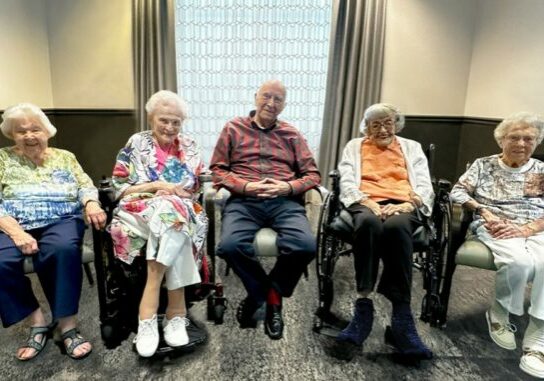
60, 328, 92, 360
17, 326, 50, 361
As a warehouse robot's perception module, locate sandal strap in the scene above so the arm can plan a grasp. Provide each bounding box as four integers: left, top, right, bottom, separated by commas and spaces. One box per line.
62, 328, 89, 354
21, 326, 49, 352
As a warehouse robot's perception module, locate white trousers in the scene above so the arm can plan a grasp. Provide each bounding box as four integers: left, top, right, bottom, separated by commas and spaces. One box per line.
477, 226, 544, 319
146, 228, 201, 290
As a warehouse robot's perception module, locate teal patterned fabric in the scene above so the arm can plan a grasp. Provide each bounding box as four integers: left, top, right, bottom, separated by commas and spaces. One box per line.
0, 147, 97, 229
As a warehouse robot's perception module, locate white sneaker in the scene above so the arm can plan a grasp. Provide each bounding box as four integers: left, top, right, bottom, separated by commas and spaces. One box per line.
162, 316, 189, 347
520, 351, 544, 378
134, 315, 159, 357
485, 310, 516, 350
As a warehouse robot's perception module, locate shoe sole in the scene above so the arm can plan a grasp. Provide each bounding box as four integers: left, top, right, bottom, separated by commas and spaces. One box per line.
485, 311, 516, 350
520, 357, 544, 378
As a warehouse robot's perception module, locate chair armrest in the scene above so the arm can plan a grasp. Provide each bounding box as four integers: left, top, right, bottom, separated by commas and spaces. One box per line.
450, 202, 472, 255
304, 188, 323, 236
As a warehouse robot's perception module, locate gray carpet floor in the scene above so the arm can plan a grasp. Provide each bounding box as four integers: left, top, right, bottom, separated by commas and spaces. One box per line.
0, 253, 536, 381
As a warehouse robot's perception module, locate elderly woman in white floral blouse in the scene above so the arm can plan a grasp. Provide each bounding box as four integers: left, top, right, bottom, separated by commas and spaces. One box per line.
109, 90, 207, 358
450, 112, 544, 379
0, 103, 106, 361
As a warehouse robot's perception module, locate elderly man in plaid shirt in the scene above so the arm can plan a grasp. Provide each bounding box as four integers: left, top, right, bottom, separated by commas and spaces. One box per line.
210, 79, 320, 340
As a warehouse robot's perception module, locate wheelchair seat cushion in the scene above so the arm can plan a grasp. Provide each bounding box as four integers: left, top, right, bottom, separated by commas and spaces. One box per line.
455, 237, 497, 271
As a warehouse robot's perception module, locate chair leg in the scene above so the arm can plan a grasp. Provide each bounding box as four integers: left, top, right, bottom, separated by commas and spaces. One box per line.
83, 263, 94, 286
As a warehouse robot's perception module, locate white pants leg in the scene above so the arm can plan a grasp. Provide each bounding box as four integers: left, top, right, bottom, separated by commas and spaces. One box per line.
147, 228, 201, 290
526, 235, 544, 319
477, 227, 544, 317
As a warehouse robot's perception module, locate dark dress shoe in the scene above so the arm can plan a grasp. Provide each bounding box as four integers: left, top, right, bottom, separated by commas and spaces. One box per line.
237, 297, 261, 329
265, 304, 284, 340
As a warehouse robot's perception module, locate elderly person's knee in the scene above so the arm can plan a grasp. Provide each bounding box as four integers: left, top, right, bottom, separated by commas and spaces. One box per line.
217, 238, 253, 260
353, 213, 382, 235
500, 254, 534, 275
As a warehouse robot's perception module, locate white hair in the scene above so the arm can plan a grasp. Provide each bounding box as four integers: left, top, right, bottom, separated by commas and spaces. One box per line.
1, 103, 57, 139
145, 90, 189, 120
359, 103, 405, 135
494, 112, 544, 146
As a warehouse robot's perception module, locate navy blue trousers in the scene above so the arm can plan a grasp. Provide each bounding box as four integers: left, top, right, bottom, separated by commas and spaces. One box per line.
0, 216, 85, 328
217, 197, 316, 304
348, 204, 422, 304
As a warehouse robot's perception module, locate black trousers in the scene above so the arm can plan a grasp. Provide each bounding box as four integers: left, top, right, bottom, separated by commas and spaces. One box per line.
348, 203, 421, 304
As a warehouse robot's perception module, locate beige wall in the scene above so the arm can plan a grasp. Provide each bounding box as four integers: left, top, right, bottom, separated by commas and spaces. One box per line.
464, 0, 544, 118
0, 0, 53, 108
382, 0, 544, 118
0, 0, 133, 110
381, 0, 476, 116
46, 0, 133, 108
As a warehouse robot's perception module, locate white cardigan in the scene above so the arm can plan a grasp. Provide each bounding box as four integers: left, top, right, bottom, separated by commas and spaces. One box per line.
338, 136, 435, 216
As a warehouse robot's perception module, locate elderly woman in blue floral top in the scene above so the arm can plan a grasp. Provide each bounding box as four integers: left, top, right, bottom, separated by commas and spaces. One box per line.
109, 90, 207, 357
0, 103, 106, 361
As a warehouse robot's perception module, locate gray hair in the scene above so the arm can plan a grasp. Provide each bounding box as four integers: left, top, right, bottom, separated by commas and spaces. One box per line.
359, 103, 405, 135
494, 112, 544, 146
0, 103, 57, 139
145, 90, 189, 120
256, 79, 287, 99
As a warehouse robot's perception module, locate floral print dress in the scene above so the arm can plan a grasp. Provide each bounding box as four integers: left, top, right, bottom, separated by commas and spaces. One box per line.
109, 131, 208, 267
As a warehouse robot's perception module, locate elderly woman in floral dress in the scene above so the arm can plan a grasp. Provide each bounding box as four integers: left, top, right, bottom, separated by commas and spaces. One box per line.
109, 90, 207, 357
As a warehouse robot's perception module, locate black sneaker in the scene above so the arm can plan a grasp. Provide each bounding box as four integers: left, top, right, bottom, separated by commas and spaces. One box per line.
264, 304, 284, 340
236, 298, 261, 329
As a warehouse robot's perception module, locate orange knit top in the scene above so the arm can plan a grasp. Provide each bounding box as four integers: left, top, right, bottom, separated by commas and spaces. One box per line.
359, 138, 413, 202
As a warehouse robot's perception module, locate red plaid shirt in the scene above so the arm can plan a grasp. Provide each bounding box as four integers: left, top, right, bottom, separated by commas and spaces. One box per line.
210, 111, 321, 196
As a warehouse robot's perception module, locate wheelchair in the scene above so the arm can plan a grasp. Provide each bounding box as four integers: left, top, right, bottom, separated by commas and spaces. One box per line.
313, 144, 453, 337
91, 175, 226, 353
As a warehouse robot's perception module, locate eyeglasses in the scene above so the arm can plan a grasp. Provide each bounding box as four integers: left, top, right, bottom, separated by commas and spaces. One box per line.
259, 93, 284, 105
505, 135, 537, 144
368, 118, 395, 131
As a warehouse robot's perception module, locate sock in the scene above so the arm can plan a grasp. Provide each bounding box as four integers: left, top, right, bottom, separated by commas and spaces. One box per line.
267, 288, 282, 306
490, 300, 509, 323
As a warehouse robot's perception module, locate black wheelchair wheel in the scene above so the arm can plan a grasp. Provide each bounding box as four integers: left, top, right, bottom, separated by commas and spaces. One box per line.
422, 191, 453, 328
313, 192, 346, 334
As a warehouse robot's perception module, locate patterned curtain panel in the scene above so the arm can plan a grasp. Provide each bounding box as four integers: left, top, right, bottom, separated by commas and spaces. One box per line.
133, 0, 178, 132
175, 0, 333, 163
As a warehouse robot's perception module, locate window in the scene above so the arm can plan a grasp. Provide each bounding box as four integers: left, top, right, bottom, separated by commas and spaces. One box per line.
175, 0, 333, 163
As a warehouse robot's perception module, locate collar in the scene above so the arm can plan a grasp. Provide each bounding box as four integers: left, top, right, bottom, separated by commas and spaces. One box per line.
249, 110, 278, 131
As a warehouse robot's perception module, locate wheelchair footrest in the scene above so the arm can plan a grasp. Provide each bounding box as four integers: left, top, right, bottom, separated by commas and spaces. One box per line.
313, 308, 349, 338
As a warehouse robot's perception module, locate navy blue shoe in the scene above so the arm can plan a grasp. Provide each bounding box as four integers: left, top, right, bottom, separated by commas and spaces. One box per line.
336, 298, 374, 346
385, 311, 433, 360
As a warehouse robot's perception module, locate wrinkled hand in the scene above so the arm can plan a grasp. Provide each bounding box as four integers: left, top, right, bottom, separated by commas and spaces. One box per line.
157, 182, 193, 198
479, 208, 501, 224
85, 201, 107, 230
245, 179, 291, 198
485, 220, 530, 239
409, 191, 422, 208
381, 202, 415, 218
11, 231, 38, 255
360, 199, 382, 217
